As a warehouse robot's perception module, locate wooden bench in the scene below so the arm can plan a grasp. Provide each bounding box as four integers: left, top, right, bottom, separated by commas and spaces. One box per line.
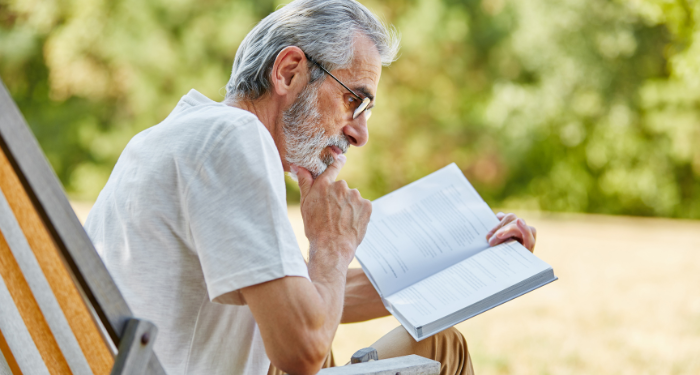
0, 77, 438, 375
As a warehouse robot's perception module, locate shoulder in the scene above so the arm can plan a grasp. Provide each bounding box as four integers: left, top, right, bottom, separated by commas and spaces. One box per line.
186, 105, 282, 175
126, 97, 278, 172
106, 92, 285, 207
163, 100, 270, 151
166, 101, 285, 198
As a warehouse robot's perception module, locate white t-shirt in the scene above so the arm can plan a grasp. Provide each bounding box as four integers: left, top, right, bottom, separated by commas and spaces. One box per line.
85, 89, 310, 375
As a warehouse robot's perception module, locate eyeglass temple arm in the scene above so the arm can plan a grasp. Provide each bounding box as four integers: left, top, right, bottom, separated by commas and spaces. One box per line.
305, 54, 363, 100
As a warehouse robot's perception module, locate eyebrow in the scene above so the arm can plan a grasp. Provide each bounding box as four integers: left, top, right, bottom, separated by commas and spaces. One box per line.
352, 86, 375, 102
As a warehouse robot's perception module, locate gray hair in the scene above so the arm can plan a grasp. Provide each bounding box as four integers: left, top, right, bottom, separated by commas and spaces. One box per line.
225, 0, 400, 101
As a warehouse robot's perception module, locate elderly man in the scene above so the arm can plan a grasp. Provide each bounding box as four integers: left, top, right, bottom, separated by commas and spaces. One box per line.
86, 0, 537, 374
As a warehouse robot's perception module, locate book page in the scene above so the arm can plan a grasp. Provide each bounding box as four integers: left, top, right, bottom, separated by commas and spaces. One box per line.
356, 164, 500, 296
385, 241, 552, 327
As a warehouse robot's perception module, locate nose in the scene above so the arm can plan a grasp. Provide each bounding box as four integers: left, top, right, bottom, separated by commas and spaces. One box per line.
343, 115, 369, 147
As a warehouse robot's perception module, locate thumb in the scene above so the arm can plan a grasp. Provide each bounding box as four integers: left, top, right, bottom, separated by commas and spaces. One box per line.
293, 164, 314, 201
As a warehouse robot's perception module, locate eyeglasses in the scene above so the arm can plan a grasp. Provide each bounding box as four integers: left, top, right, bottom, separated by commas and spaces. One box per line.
305, 54, 372, 120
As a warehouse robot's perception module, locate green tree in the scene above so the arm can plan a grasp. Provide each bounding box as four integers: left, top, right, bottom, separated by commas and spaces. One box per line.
1, 0, 281, 198
1, 0, 698, 217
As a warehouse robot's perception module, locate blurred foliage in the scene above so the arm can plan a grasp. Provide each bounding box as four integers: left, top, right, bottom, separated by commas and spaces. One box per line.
1, 0, 699, 217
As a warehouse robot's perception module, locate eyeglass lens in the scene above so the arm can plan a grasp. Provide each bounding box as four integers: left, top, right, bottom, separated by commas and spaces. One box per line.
353, 97, 372, 120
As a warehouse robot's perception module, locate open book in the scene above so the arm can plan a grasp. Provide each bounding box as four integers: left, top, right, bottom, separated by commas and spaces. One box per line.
355, 164, 557, 341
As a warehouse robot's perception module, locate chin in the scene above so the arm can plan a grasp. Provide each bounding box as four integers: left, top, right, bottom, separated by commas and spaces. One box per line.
286, 148, 339, 179
320, 150, 336, 167
296, 158, 330, 179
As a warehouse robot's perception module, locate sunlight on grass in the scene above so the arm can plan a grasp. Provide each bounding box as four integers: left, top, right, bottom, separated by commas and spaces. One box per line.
71, 203, 700, 374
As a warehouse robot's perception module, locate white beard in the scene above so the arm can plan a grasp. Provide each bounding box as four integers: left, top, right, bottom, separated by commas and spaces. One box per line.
283, 84, 349, 179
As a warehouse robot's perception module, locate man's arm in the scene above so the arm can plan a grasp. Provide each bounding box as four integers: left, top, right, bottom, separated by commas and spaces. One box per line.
240, 155, 372, 375
341, 268, 389, 323
241, 259, 346, 374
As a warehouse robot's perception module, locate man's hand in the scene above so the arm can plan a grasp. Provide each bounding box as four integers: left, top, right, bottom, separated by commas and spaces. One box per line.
293, 155, 372, 268
485, 212, 537, 252
239, 156, 372, 375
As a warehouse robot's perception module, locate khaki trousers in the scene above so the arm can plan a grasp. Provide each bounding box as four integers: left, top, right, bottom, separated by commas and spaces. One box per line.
268, 326, 474, 375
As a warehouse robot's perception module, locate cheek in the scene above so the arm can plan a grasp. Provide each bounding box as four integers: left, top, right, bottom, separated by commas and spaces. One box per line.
318, 83, 352, 130
316, 96, 348, 135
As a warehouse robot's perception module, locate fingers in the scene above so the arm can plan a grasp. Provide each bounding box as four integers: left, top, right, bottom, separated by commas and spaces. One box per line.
293, 164, 314, 202
319, 154, 346, 183
295, 154, 346, 202
486, 212, 537, 252
517, 219, 536, 252
298, 154, 371, 263
487, 222, 520, 246
486, 212, 517, 239
487, 218, 536, 252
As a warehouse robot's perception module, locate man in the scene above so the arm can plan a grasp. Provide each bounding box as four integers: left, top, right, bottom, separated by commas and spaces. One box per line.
85, 0, 538, 374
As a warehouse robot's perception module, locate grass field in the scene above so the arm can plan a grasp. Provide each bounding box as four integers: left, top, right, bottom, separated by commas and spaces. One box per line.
73, 204, 700, 374
287, 207, 700, 374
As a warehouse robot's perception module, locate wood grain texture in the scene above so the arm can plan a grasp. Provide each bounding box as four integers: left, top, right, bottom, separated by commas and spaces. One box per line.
0, 77, 167, 374
0, 77, 134, 348
0, 328, 23, 375
0, 188, 94, 375
0, 274, 50, 375
0, 149, 113, 375
0, 228, 72, 374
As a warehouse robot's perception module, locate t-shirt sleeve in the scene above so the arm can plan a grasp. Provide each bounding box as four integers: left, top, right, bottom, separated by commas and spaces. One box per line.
183, 116, 309, 305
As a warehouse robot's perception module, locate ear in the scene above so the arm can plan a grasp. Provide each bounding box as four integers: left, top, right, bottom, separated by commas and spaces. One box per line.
270, 46, 308, 97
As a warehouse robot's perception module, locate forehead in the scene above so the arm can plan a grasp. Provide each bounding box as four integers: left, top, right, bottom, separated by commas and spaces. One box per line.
331, 34, 382, 96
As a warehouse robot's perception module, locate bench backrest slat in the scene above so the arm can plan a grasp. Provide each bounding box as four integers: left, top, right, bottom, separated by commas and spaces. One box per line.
0, 77, 174, 374
0, 76, 167, 374
0, 78, 135, 346
0, 145, 114, 374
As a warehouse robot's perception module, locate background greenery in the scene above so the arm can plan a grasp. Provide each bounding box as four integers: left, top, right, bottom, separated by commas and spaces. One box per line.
1, 0, 698, 218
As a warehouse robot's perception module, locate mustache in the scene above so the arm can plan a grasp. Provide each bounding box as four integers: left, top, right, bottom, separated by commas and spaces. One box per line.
326, 134, 350, 154
318, 134, 349, 168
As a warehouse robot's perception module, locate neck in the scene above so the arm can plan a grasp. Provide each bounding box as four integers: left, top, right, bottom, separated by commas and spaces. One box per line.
226, 96, 290, 172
